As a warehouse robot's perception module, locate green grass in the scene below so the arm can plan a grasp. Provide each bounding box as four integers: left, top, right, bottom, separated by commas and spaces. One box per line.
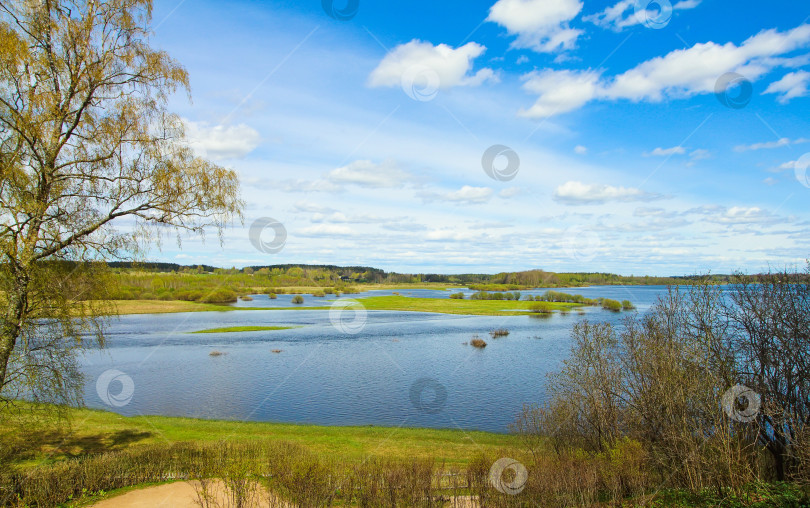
191, 325, 299, 334
99, 300, 274, 315
107, 296, 583, 316
347, 295, 582, 316
2, 405, 521, 470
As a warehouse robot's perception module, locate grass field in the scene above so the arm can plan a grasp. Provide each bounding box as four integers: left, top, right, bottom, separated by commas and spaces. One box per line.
354, 295, 582, 316
2, 405, 521, 470
105, 296, 584, 316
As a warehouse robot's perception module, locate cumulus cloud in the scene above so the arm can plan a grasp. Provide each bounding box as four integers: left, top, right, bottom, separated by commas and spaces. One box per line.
184, 120, 261, 159
645, 146, 686, 157
554, 181, 662, 205
763, 71, 810, 103
368, 40, 496, 90
584, 0, 702, 31
327, 160, 412, 189
520, 69, 601, 116
487, 0, 583, 53
520, 23, 810, 117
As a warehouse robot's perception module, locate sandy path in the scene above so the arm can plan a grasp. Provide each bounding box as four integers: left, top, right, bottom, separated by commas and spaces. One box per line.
89, 481, 476, 507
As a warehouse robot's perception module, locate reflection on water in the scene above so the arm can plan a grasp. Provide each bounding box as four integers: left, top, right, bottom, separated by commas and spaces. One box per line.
81, 285, 669, 433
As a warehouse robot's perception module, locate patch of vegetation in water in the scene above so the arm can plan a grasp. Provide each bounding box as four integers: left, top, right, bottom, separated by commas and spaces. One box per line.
192, 326, 298, 334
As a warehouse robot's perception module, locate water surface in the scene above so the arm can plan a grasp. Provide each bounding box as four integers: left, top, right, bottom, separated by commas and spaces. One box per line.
81, 285, 667, 432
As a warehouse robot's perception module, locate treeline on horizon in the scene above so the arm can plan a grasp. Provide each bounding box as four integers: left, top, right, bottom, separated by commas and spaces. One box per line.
105, 261, 724, 286
34, 262, 743, 304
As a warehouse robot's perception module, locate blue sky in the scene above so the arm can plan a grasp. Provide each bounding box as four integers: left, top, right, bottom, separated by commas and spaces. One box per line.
144, 0, 810, 275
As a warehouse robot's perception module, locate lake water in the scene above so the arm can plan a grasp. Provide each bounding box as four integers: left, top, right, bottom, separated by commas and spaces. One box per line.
81, 285, 669, 433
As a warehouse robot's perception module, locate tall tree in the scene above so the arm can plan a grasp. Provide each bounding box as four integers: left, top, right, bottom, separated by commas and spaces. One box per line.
0, 0, 242, 407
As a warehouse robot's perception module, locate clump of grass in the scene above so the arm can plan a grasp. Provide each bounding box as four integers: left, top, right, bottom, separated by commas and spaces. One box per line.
490, 329, 509, 338
601, 298, 623, 312
209, 351, 226, 357
291, 295, 304, 304
529, 301, 553, 314
240, 295, 254, 301
271, 349, 283, 354
470, 335, 487, 348
267, 292, 277, 299
312, 290, 326, 297
622, 299, 636, 310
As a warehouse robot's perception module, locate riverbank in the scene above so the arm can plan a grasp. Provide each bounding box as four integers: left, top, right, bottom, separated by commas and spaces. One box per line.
2, 405, 520, 470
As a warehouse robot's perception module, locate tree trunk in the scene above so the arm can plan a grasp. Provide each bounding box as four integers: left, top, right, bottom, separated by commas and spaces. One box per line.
0, 271, 28, 393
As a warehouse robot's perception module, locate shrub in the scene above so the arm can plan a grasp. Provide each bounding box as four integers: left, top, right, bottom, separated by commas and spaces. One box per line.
267, 292, 277, 299
312, 290, 326, 297
601, 298, 622, 312
198, 289, 238, 303
529, 301, 553, 314
449, 292, 465, 299
622, 299, 635, 310
291, 295, 304, 304
470, 336, 487, 348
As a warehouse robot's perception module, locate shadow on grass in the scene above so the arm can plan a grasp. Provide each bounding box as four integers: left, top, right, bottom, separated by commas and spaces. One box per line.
3, 427, 154, 464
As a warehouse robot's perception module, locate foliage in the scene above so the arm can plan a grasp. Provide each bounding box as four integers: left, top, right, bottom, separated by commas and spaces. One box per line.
291, 295, 304, 304
0, 0, 242, 409
601, 298, 623, 311
514, 267, 810, 499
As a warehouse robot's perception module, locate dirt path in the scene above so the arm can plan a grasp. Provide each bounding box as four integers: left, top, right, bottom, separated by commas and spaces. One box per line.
89, 481, 477, 507
89, 481, 201, 507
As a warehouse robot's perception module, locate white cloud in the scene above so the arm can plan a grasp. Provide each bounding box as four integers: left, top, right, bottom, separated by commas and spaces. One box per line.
368, 40, 496, 90
645, 146, 686, 157
520, 69, 601, 117
763, 71, 810, 103
293, 201, 336, 214
327, 160, 412, 189
444, 185, 494, 204
735, 137, 810, 152
499, 187, 522, 198
554, 181, 662, 205
184, 120, 261, 160
735, 137, 791, 151
280, 179, 343, 193
516, 55, 530, 64
487, 0, 583, 53
299, 224, 355, 236
689, 149, 711, 161
425, 229, 482, 241
700, 206, 782, 226
584, 0, 702, 31
574, 145, 588, 154
520, 23, 810, 117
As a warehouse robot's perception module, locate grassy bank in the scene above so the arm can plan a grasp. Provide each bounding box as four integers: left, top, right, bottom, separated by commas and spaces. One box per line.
1, 405, 520, 471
